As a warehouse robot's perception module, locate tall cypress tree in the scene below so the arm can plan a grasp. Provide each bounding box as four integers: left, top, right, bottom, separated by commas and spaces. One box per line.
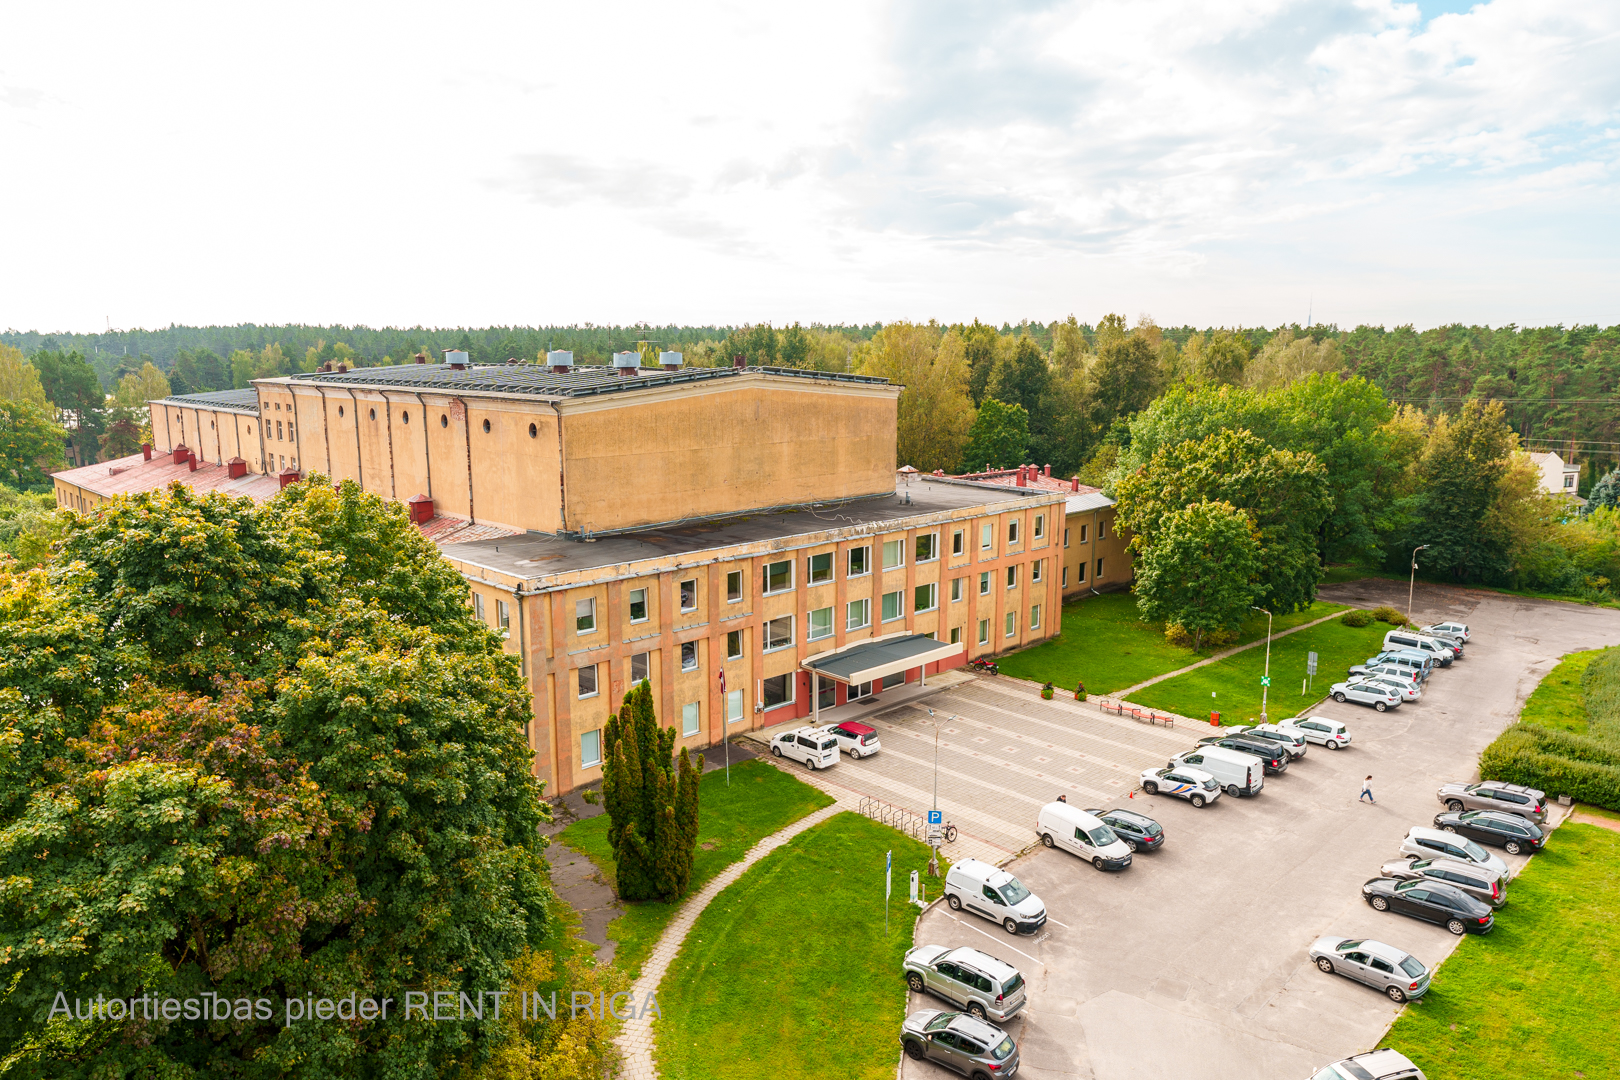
601, 680, 700, 902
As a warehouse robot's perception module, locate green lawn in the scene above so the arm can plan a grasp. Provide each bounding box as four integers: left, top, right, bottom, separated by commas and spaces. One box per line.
555, 758, 832, 977
1383, 822, 1620, 1080
996, 590, 1344, 693
653, 812, 934, 1080
1130, 614, 1386, 722
1321, 563, 1620, 609
1520, 649, 1602, 735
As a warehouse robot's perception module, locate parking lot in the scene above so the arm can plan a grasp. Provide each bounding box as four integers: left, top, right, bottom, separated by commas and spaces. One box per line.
777, 582, 1620, 1079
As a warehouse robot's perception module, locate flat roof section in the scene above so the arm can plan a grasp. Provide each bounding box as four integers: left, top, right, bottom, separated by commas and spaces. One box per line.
152, 388, 261, 413
274, 363, 891, 401
804, 633, 962, 686
438, 478, 1065, 581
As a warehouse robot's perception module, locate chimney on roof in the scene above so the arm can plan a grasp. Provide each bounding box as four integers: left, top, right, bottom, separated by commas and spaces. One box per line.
336, 362, 348, 373
1044, 464, 1051, 477
445, 350, 468, 370
187, 454, 198, 472
172, 443, 189, 465
279, 468, 302, 489
227, 456, 247, 479
141, 443, 152, 461
506, 357, 519, 365
933, 468, 944, 476
659, 351, 684, 371
612, 351, 640, 377
733, 354, 745, 369
407, 493, 435, 524
1071, 476, 1080, 492
547, 350, 573, 374
415, 352, 428, 364
1016, 466, 1028, 488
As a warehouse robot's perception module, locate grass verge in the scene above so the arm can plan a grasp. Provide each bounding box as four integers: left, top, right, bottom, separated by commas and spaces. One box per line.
1382, 822, 1620, 1079
1320, 563, 1620, 609
653, 812, 935, 1080
1519, 649, 1601, 735
1130, 614, 1387, 722
555, 757, 833, 977
996, 590, 1344, 693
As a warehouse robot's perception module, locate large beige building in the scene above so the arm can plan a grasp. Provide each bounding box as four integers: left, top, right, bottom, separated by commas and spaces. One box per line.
55, 357, 1067, 795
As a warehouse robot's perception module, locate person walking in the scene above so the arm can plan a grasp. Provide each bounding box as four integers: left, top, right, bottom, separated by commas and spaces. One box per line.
1359, 776, 1375, 804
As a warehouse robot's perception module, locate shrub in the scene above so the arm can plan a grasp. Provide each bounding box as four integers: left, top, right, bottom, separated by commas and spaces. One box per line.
1479, 724, 1620, 810
1165, 624, 1237, 649
1342, 609, 1373, 628
1368, 605, 1408, 626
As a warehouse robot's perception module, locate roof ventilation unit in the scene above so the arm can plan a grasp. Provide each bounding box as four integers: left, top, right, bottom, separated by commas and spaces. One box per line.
612, 351, 641, 376
547, 350, 573, 374
445, 350, 469, 370
659, 351, 683, 371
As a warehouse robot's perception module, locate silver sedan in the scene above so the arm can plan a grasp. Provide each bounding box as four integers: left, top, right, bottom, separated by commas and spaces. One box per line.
1308, 937, 1430, 1003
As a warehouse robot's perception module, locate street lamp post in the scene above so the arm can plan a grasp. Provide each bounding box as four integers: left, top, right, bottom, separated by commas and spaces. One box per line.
1251, 606, 1272, 722
1408, 545, 1430, 626
925, 708, 952, 876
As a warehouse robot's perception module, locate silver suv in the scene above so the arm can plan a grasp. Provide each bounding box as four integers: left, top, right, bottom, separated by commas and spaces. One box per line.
1309, 1048, 1427, 1080
900, 1009, 1020, 1077
903, 945, 1026, 1022
1436, 780, 1547, 824
1308, 936, 1431, 1003
1379, 856, 1507, 908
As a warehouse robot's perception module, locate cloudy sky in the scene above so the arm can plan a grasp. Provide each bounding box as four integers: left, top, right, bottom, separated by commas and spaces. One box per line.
2, 1, 1616, 332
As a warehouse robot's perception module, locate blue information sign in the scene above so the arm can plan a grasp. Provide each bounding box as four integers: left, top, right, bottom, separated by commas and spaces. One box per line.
927, 810, 943, 825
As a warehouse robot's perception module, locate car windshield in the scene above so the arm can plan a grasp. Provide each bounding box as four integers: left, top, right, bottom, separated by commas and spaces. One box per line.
991, 1037, 1015, 1061
1463, 839, 1489, 861
996, 879, 1031, 905
925, 1013, 954, 1032
1399, 956, 1426, 978
820, 740, 838, 750
1337, 939, 1364, 951
1088, 826, 1118, 847
1202, 779, 1219, 791
1143, 820, 1163, 836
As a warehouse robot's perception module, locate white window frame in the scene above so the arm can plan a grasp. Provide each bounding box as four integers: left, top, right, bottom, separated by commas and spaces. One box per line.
1079, 523, 1089, 543
473, 593, 486, 623
979, 572, 990, 596
950, 626, 961, 645
763, 615, 794, 652
763, 559, 794, 596
726, 569, 744, 604
575, 596, 595, 634
727, 629, 744, 660
951, 577, 963, 603
682, 701, 701, 737
580, 729, 602, 768
1099, 520, 1109, 540
1034, 513, 1044, 539
882, 538, 905, 570
1031, 604, 1042, 630
1005, 610, 1016, 638
679, 577, 698, 612
914, 582, 938, 613
1008, 519, 1020, 545
847, 598, 871, 631
1006, 565, 1018, 589
726, 688, 744, 724
1064, 527, 1070, 548
881, 590, 904, 622
847, 545, 871, 578
952, 529, 965, 556
980, 523, 994, 551
762, 672, 795, 711
1032, 560, 1043, 583
1077, 560, 1087, 583
916, 532, 938, 563
1062, 565, 1069, 588
681, 640, 699, 672
629, 587, 650, 624
808, 605, 834, 640
578, 664, 599, 699
808, 551, 834, 585
497, 599, 510, 630
977, 618, 990, 645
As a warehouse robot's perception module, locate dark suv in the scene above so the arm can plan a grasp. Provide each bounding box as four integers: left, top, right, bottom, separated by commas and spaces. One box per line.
1196, 733, 1287, 774
1434, 809, 1547, 856
1082, 808, 1164, 852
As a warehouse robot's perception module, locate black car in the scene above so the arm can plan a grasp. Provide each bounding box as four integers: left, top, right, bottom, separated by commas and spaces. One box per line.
1195, 734, 1288, 774
1083, 808, 1163, 852
1362, 877, 1495, 935
1434, 809, 1546, 856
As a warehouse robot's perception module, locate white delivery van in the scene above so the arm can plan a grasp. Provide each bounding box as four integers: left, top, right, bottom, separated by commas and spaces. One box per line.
1383, 630, 1454, 666
944, 858, 1048, 935
1035, 802, 1134, 871
1168, 746, 1264, 798
768, 726, 840, 770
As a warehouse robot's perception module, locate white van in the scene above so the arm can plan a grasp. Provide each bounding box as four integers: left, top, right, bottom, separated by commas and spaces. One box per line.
944, 857, 1048, 936
1168, 746, 1264, 798
768, 726, 840, 770
1035, 802, 1134, 871
1382, 630, 1455, 666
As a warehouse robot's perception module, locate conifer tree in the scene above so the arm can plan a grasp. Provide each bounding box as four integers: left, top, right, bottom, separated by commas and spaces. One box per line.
601, 680, 701, 902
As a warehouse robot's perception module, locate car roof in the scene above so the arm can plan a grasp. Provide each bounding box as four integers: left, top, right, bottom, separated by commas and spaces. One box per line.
1407, 826, 1459, 843
947, 947, 1019, 979
1092, 807, 1154, 827
1466, 810, 1539, 828
834, 721, 876, 735
1359, 940, 1414, 964
1343, 1048, 1422, 1079
948, 1012, 1004, 1042
1489, 781, 1543, 797
1167, 765, 1214, 781
1043, 802, 1104, 827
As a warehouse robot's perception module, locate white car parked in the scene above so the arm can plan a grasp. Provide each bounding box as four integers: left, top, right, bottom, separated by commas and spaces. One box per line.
769, 727, 841, 770
1278, 716, 1352, 750
1139, 766, 1222, 808
1348, 673, 1422, 702
1422, 621, 1470, 643
1329, 680, 1402, 712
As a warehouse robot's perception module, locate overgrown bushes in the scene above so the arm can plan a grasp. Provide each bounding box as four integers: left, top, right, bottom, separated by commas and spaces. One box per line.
1342, 609, 1373, 627
1367, 605, 1410, 627
1479, 646, 1620, 810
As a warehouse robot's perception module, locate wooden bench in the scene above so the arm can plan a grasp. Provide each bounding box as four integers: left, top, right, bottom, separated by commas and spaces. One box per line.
1098, 700, 1173, 728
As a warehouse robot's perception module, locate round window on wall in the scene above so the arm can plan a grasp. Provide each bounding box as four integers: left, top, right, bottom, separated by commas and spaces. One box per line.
440, 414, 449, 428
369, 408, 376, 421
482, 419, 491, 434
338, 406, 345, 417
528, 422, 537, 438
402, 411, 409, 424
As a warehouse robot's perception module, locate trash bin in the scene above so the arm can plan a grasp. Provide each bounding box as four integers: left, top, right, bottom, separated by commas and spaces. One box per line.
1210, 711, 1221, 725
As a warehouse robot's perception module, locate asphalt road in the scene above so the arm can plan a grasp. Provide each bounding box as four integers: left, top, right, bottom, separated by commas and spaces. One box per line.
879, 581, 1620, 1080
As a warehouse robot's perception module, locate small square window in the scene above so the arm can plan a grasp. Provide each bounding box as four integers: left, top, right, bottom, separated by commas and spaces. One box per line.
882, 539, 904, 570
881, 590, 904, 622
979, 572, 990, 596
848, 546, 870, 577
727, 570, 744, 603
681, 641, 698, 672
977, 618, 990, 645
575, 597, 596, 634
915, 533, 937, 562
727, 630, 743, 660
809, 606, 833, 640
952, 529, 965, 556
497, 599, 510, 629
1031, 604, 1042, 630
726, 688, 744, 723
631, 652, 650, 683
1005, 611, 1016, 638
1007, 565, 1018, 589
629, 587, 649, 623
1034, 514, 1044, 539
473, 593, 486, 623
1032, 560, 1043, 583
951, 577, 963, 602
764, 560, 793, 594
680, 578, 697, 612
914, 583, 937, 613
578, 664, 599, 698
682, 701, 700, 737
764, 615, 794, 651
980, 523, 994, 550
1008, 519, 1020, 545
580, 729, 602, 768
809, 552, 833, 584
847, 598, 870, 631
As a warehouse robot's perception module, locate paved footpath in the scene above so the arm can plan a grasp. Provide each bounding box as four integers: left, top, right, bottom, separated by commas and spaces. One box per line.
613, 800, 845, 1080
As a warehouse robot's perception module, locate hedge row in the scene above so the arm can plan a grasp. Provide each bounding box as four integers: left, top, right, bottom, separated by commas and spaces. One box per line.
1479, 646, 1620, 811
1585, 647, 1620, 741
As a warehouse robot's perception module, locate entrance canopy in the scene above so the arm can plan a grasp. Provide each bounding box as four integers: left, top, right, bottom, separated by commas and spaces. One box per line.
802, 633, 963, 686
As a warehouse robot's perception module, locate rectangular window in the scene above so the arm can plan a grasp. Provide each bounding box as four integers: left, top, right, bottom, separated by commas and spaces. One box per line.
1079, 523, 1089, 543
580, 729, 602, 768
1062, 565, 1069, 588
764, 615, 794, 651
629, 587, 649, 623
951, 577, 963, 603
726, 688, 744, 723
809, 606, 834, 640
1064, 527, 1070, 548
1032, 560, 1043, 583
680, 578, 697, 612
977, 618, 990, 645
881, 590, 904, 622
1099, 520, 1109, 540
1008, 519, 1020, 545
952, 529, 965, 556
1006, 565, 1018, 589
764, 560, 793, 594
288, 422, 295, 439
979, 572, 990, 596
1031, 604, 1042, 630
497, 599, 510, 629
1005, 611, 1016, 638
1034, 514, 1045, 539
1077, 560, 1087, 583
682, 701, 700, 737
578, 664, 599, 698
762, 673, 793, 710
726, 570, 743, 603
726, 630, 743, 660
847, 598, 870, 631
473, 593, 486, 623
980, 523, 994, 551
681, 640, 698, 672
1096, 557, 1104, 578
809, 552, 833, 584
915, 533, 937, 562
914, 583, 937, 613
950, 626, 961, 645
882, 539, 904, 570
631, 652, 650, 683
847, 545, 870, 577
575, 597, 596, 634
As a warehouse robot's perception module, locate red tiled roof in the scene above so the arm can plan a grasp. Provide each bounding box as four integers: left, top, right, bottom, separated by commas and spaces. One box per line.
947, 467, 1102, 495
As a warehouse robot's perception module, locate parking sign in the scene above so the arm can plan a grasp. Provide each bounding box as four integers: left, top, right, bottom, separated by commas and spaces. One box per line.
927, 810, 943, 825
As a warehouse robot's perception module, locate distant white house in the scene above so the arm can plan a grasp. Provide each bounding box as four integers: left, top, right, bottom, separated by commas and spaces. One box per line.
1528, 451, 1582, 497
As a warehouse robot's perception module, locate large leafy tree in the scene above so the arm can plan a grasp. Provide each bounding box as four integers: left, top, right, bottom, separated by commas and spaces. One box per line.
1390, 399, 1520, 582
601, 680, 701, 902
0, 400, 67, 490
1116, 428, 1332, 614
0, 479, 551, 1078
0, 345, 49, 408
857, 323, 976, 473
959, 399, 1029, 472
1133, 500, 1263, 650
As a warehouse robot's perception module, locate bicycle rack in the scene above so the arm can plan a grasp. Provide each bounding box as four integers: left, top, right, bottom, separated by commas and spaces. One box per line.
856, 794, 927, 842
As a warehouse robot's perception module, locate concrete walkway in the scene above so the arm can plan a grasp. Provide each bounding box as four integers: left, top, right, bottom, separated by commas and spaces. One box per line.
612, 801, 847, 1080
1110, 606, 1353, 699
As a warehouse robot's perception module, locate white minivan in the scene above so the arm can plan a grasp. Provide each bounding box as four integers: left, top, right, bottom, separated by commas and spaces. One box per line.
944, 858, 1048, 936
1383, 630, 1455, 666
1168, 746, 1264, 798
768, 726, 840, 770
1036, 802, 1134, 871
